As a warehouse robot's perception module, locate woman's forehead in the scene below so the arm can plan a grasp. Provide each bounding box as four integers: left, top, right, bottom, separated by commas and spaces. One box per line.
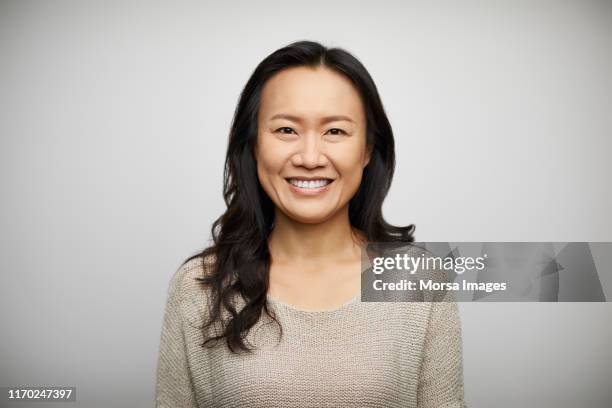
259, 66, 365, 123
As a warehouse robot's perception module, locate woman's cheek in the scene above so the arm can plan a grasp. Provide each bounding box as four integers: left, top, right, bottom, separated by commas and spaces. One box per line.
256, 158, 275, 192
337, 165, 363, 198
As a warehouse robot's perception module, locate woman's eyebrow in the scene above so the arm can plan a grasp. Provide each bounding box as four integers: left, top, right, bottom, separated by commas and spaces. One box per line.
269, 113, 355, 124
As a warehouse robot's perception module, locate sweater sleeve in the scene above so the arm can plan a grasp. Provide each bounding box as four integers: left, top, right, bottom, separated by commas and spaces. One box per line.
155, 264, 199, 408
416, 298, 467, 408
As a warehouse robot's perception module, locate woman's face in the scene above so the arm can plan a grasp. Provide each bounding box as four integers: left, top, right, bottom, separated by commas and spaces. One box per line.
256, 65, 370, 224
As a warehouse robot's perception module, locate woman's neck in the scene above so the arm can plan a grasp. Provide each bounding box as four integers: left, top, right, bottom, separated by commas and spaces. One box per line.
268, 207, 365, 264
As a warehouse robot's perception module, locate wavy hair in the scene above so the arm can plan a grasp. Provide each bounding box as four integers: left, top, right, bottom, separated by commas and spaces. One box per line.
183, 40, 415, 354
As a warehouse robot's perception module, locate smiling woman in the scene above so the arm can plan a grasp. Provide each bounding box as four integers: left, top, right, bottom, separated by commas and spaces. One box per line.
256, 65, 370, 225
155, 40, 467, 408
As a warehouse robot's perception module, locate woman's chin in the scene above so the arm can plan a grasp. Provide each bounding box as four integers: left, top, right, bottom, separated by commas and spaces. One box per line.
281, 208, 337, 225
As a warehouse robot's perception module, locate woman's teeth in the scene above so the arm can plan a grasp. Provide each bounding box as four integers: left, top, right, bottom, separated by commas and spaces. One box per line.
287, 179, 331, 188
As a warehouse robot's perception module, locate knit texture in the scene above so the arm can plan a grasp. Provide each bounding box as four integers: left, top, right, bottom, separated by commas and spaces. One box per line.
155, 255, 467, 407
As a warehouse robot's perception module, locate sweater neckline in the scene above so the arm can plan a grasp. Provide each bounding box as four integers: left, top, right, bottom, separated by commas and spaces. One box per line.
266, 292, 361, 314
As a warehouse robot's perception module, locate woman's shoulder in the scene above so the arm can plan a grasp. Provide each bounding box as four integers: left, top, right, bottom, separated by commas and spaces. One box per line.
172, 253, 215, 289
167, 252, 217, 327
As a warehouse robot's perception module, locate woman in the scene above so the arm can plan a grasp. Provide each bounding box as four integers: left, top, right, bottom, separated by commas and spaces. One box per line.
155, 40, 466, 408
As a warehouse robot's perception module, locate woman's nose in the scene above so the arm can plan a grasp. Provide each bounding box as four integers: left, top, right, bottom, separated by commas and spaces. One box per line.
291, 133, 327, 168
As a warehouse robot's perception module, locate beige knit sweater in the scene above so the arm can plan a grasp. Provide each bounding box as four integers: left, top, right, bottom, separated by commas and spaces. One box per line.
155, 255, 467, 407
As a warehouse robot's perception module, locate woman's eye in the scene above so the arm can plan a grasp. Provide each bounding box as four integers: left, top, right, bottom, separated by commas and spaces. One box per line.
276, 127, 296, 134
326, 128, 347, 136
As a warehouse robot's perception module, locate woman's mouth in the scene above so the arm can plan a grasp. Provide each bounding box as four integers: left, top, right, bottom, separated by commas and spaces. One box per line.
285, 178, 334, 195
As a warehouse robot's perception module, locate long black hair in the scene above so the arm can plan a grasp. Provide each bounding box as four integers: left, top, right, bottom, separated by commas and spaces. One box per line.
183, 40, 415, 354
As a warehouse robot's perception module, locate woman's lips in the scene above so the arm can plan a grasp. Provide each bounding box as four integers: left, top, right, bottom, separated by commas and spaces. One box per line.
285, 178, 334, 196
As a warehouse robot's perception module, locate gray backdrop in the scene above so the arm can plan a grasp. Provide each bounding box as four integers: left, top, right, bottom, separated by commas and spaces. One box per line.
1, 0, 611, 407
